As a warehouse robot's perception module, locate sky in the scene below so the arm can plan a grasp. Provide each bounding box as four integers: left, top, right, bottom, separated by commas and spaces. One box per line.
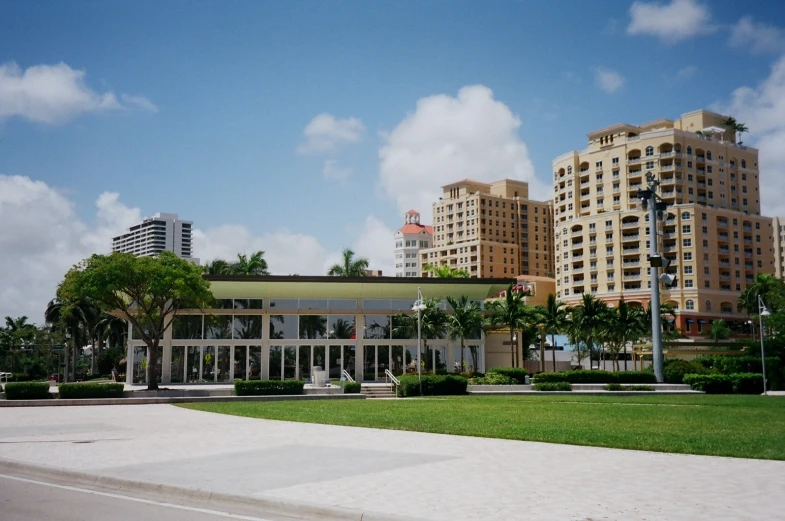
3, 0, 785, 322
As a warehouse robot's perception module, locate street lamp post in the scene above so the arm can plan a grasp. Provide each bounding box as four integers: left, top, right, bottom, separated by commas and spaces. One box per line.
758, 295, 770, 396
412, 287, 427, 396
636, 172, 670, 384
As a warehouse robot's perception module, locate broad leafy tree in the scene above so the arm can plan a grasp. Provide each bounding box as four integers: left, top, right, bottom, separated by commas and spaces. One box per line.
445, 296, 485, 373
488, 284, 531, 367
328, 249, 370, 277
57, 251, 214, 390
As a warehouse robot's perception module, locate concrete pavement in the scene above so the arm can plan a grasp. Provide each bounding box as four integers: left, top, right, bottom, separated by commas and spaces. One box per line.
0, 404, 783, 520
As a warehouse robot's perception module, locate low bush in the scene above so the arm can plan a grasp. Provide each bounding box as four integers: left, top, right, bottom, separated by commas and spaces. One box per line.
533, 382, 572, 391
663, 359, 708, 384
626, 385, 655, 391
343, 382, 362, 394
732, 373, 764, 395
486, 367, 529, 384
234, 380, 305, 396
683, 374, 734, 394
397, 375, 468, 397
469, 372, 515, 385
535, 370, 656, 384
4, 382, 50, 400
693, 355, 783, 390
605, 383, 624, 391
84, 374, 112, 381
58, 383, 125, 399
11, 373, 33, 382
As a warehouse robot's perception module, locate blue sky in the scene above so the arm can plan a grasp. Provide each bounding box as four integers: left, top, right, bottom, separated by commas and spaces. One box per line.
3, 0, 785, 320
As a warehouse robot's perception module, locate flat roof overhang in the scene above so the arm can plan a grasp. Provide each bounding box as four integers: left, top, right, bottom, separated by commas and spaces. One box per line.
204, 275, 515, 300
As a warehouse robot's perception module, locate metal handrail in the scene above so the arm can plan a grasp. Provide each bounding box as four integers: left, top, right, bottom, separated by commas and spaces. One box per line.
384, 369, 400, 391
341, 369, 354, 383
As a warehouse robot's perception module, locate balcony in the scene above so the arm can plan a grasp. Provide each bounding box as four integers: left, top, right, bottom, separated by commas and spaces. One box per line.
719, 260, 730, 267
697, 168, 706, 174
629, 183, 643, 190
745, 263, 754, 270
718, 220, 729, 229
661, 190, 675, 197
573, 254, 584, 260
745, 251, 753, 258
622, 248, 640, 255
623, 261, 641, 267
661, 164, 675, 172
743, 225, 753, 232
718, 248, 730, 255
627, 158, 642, 165
697, 181, 706, 188
718, 233, 729, 241
744, 238, 753, 245
623, 273, 642, 281
622, 234, 640, 242
660, 151, 674, 158
622, 221, 639, 229
662, 232, 677, 239
662, 245, 678, 252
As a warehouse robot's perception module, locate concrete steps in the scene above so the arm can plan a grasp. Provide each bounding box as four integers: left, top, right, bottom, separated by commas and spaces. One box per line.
361, 384, 396, 399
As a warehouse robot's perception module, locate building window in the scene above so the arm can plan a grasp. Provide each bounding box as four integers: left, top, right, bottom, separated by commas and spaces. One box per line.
686, 300, 694, 310
685, 280, 694, 288
684, 266, 693, 275
645, 146, 654, 156
682, 225, 691, 234
684, 252, 692, 260
681, 211, 690, 220
741, 159, 746, 168
683, 239, 692, 247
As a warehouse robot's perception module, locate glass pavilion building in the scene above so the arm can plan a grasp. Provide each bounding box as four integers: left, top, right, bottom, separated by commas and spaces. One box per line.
126, 275, 512, 385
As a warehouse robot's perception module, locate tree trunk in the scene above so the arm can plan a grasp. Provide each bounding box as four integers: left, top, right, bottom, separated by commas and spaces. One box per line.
63, 341, 69, 384
587, 340, 594, 370
460, 340, 465, 374
147, 342, 159, 390
96, 331, 102, 374
510, 330, 515, 368
539, 330, 545, 373
551, 333, 557, 372
624, 341, 628, 371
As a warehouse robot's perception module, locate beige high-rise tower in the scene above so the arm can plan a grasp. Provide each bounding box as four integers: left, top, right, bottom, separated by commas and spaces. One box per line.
419, 179, 554, 278
552, 110, 774, 336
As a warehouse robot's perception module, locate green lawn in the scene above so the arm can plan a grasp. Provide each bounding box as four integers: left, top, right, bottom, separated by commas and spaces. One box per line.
180, 395, 785, 460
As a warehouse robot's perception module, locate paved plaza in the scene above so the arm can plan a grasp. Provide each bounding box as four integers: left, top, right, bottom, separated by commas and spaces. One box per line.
0, 404, 783, 520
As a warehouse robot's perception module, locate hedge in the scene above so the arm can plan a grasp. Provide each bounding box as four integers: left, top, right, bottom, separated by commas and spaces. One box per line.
469, 372, 515, 385
662, 359, 708, 384
343, 382, 362, 394
693, 355, 783, 389
535, 370, 656, 384
234, 380, 305, 396
683, 374, 735, 394
3, 382, 50, 400
58, 383, 125, 399
533, 382, 572, 391
605, 383, 655, 391
731, 373, 764, 395
396, 375, 468, 397
486, 368, 529, 384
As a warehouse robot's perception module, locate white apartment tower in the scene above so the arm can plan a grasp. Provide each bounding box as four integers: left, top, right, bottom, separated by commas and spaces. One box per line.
394, 210, 433, 277
112, 212, 195, 260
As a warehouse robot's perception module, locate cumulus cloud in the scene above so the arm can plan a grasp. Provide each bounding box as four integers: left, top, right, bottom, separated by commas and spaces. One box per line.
729, 17, 785, 54
627, 0, 714, 43
296, 113, 365, 154
0, 62, 157, 124
379, 84, 544, 214
719, 55, 785, 216
594, 67, 625, 93
322, 159, 352, 183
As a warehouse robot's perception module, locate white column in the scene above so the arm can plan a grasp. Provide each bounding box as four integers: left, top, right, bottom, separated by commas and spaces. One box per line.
355, 312, 364, 382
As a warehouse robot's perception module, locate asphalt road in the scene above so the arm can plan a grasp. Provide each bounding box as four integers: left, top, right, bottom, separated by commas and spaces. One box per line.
0, 473, 299, 521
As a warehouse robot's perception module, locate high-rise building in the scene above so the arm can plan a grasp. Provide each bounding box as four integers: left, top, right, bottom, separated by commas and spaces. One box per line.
773, 217, 785, 279
419, 179, 553, 278
394, 210, 433, 277
112, 212, 195, 261
552, 109, 774, 336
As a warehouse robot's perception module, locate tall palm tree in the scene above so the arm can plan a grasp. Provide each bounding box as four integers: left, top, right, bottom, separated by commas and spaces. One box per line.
423, 264, 470, 278
445, 296, 485, 373
3, 316, 35, 348
202, 259, 232, 275
538, 293, 568, 372
232, 251, 269, 275
603, 299, 646, 371
707, 319, 732, 344
569, 293, 609, 370
328, 249, 369, 277
643, 301, 677, 337
45, 298, 89, 382
739, 273, 785, 314
723, 116, 738, 141
735, 122, 748, 145
488, 283, 531, 367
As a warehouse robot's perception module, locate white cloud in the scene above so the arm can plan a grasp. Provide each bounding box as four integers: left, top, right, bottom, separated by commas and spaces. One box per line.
627, 0, 714, 43
350, 216, 395, 276
0, 62, 157, 124
0, 176, 141, 322
378, 84, 545, 214
675, 65, 698, 81
594, 67, 625, 93
296, 113, 365, 154
322, 159, 352, 183
719, 55, 785, 217
729, 16, 785, 54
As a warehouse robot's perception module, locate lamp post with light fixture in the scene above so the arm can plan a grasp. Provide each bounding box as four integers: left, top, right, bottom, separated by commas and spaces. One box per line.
758, 295, 770, 396
412, 287, 427, 396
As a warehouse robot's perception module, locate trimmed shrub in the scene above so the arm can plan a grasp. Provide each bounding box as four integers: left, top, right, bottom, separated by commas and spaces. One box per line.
732, 373, 764, 395
4, 382, 50, 400
534, 382, 572, 391
58, 383, 125, 399
11, 373, 33, 382
626, 385, 655, 391
397, 374, 468, 397
535, 370, 656, 384
614, 371, 658, 384
486, 368, 529, 384
470, 372, 515, 385
343, 382, 362, 394
605, 383, 624, 391
683, 374, 734, 394
234, 380, 305, 396
663, 359, 708, 384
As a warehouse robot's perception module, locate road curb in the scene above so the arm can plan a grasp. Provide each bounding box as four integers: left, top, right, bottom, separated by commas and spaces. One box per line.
0, 393, 365, 408
0, 458, 426, 521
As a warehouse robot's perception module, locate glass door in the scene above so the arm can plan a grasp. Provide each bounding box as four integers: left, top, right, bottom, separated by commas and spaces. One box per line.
232, 346, 247, 381
342, 345, 355, 379
187, 346, 200, 382
298, 345, 311, 382
217, 346, 231, 383
328, 345, 342, 381
202, 346, 216, 382
377, 345, 389, 381
391, 345, 404, 376
284, 346, 297, 379
171, 346, 185, 383
269, 346, 282, 380
249, 346, 262, 380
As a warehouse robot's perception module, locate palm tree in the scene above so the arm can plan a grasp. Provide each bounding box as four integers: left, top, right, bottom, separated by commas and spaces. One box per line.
328, 249, 369, 277
735, 122, 748, 145
603, 300, 646, 371
537, 293, 568, 372
202, 259, 232, 275
445, 296, 485, 373
707, 319, 732, 344
569, 293, 609, 370
423, 264, 470, 278
299, 315, 327, 339
739, 273, 785, 314
488, 284, 532, 367
723, 116, 738, 141
643, 301, 677, 337
231, 251, 269, 275
3, 316, 35, 348
45, 298, 90, 382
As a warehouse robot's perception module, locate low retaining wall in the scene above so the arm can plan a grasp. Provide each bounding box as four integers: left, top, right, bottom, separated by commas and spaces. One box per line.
0, 393, 364, 408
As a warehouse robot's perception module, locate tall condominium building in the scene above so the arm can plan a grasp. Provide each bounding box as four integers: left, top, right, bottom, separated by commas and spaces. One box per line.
419, 179, 554, 278
112, 212, 195, 260
394, 210, 433, 277
773, 217, 785, 279
552, 109, 774, 336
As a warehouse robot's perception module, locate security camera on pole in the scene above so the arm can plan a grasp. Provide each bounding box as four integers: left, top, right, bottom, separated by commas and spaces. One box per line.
636, 172, 674, 384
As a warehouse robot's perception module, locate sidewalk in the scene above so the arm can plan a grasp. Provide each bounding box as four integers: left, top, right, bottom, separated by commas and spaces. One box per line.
0, 404, 783, 520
